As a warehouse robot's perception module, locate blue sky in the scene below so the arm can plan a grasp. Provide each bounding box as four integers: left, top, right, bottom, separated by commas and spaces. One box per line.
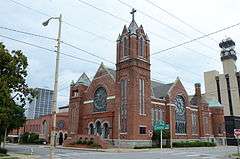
1, 0, 240, 107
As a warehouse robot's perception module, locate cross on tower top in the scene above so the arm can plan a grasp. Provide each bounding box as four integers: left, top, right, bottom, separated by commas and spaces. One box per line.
130, 8, 136, 21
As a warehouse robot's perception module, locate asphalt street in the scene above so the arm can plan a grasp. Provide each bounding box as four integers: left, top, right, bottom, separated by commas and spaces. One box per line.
5, 143, 237, 159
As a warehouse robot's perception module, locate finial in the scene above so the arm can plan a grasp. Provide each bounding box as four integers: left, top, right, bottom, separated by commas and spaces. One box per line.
130, 8, 136, 21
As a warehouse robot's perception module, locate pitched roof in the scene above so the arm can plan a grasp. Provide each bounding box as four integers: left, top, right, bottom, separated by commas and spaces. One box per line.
75, 72, 91, 86
128, 19, 138, 34
151, 81, 174, 99
74, 65, 174, 99
106, 67, 116, 79
205, 98, 222, 107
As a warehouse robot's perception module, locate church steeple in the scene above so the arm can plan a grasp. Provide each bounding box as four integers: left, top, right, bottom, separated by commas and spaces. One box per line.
116, 8, 150, 64
128, 8, 138, 35
115, 9, 151, 140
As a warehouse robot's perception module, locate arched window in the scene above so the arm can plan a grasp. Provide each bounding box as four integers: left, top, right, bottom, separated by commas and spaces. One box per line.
96, 121, 102, 136
120, 79, 127, 132
139, 37, 144, 57
89, 123, 94, 135
175, 95, 186, 134
93, 87, 107, 112
102, 123, 109, 139
42, 120, 48, 137
123, 37, 128, 57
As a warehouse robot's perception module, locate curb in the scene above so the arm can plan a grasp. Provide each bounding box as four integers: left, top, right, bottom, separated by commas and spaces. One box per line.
43, 146, 107, 152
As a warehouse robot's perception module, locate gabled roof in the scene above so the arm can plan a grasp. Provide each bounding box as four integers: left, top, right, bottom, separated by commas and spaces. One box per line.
75, 72, 91, 86
151, 81, 174, 99
93, 63, 115, 81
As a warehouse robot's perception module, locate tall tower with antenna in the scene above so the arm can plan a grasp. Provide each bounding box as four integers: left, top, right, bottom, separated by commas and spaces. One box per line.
204, 37, 240, 145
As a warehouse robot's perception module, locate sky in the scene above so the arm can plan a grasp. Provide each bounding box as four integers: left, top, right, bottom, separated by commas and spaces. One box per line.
1, 0, 240, 107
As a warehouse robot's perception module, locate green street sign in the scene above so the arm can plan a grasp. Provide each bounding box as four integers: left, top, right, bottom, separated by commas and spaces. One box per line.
153, 120, 169, 131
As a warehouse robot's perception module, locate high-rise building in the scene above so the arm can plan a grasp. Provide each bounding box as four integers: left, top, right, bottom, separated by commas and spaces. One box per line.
204, 38, 240, 145
26, 88, 53, 119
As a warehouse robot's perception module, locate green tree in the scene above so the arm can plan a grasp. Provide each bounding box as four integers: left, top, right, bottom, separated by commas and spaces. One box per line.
0, 42, 35, 148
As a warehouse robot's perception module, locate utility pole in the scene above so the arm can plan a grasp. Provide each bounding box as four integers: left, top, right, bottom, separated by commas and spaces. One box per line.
42, 14, 62, 149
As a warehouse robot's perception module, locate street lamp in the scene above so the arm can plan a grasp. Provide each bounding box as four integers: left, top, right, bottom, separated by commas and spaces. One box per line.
42, 14, 62, 147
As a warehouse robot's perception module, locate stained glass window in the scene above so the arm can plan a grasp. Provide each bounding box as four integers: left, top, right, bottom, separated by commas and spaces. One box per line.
204, 114, 209, 134
192, 112, 197, 134
93, 87, 107, 112
120, 79, 127, 132
175, 95, 186, 134
139, 79, 145, 115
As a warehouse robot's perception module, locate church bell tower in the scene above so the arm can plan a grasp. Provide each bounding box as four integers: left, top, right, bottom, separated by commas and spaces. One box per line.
115, 9, 152, 146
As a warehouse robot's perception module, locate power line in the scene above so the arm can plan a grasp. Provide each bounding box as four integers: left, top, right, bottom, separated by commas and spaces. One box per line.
7, 0, 219, 64
116, 0, 217, 52
0, 25, 203, 83
0, 26, 56, 41
75, 0, 220, 63
7, 0, 51, 17
154, 58, 202, 78
151, 21, 240, 56
63, 21, 113, 43
149, 31, 218, 64
144, 0, 218, 43
0, 34, 100, 65
5, 0, 221, 80
0, 25, 114, 65
61, 41, 115, 64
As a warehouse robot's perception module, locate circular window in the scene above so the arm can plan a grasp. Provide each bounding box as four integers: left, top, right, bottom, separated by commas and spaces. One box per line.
93, 87, 107, 112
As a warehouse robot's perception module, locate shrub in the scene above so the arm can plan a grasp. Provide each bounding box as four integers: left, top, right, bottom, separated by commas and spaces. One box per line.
82, 140, 87, 145
19, 132, 40, 144
173, 140, 216, 148
87, 141, 93, 145
0, 148, 7, 154
90, 143, 101, 148
75, 140, 82, 144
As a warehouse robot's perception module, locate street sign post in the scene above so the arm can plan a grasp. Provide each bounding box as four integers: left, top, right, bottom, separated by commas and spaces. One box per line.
153, 120, 169, 149
234, 129, 240, 155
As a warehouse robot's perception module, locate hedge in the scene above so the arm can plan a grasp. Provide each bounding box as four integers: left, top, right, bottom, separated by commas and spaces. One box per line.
0, 148, 7, 154
173, 140, 216, 147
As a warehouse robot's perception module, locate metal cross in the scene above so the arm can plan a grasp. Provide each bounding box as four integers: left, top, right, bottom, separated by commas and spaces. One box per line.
130, 8, 136, 21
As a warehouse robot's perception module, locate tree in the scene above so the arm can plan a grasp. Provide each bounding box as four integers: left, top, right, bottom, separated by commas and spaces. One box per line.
0, 42, 35, 148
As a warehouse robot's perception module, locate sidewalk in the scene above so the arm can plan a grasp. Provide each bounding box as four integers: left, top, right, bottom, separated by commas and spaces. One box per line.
46, 145, 173, 153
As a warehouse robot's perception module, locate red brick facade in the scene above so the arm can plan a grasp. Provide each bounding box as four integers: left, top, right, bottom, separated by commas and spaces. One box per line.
67, 16, 226, 147
13, 112, 69, 145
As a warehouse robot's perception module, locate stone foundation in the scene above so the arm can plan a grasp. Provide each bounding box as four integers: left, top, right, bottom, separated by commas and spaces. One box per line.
108, 139, 152, 148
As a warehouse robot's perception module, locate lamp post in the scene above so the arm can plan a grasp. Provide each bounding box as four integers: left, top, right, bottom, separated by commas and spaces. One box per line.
42, 14, 62, 147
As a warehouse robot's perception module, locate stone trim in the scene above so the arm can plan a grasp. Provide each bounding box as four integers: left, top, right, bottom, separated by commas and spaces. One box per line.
83, 96, 115, 104
83, 100, 94, 104
151, 101, 165, 105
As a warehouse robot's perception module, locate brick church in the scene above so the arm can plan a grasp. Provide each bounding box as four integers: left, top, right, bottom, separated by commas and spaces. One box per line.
67, 9, 226, 147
